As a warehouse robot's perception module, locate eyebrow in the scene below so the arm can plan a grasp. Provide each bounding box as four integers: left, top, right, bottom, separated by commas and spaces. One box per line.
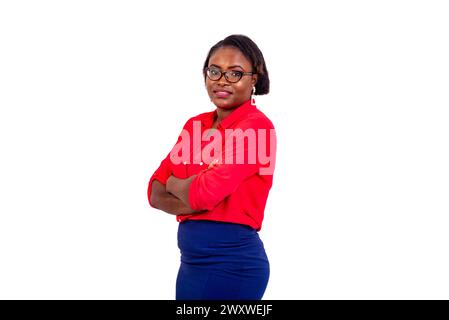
210, 64, 244, 70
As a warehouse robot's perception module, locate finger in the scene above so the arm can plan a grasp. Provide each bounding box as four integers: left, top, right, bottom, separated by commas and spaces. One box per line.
208, 158, 219, 169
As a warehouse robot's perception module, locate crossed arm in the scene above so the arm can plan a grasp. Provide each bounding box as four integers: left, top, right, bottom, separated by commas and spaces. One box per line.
150, 117, 274, 216
150, 161, 219, 215
150, 176, 202, 215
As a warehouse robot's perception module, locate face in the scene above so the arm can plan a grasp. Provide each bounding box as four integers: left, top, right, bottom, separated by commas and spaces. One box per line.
205, 46, 258, 109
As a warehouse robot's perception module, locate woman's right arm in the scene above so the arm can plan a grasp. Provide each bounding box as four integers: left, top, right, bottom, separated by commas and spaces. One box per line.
150, 179, 204, 215
148, 116, 206, 215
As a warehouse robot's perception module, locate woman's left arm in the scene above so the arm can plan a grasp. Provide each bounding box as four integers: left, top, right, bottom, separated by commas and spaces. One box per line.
168, 118, 276, 211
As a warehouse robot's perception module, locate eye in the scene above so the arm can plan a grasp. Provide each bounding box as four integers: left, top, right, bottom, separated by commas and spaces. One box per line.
229, 71, 242, 77
209, 67, 220, 75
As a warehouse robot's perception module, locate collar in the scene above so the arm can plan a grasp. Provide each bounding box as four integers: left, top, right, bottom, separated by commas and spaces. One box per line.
201, 99, 255, 129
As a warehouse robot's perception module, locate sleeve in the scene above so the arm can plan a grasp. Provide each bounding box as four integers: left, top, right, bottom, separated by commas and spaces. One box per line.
188, 117, 276, 211
147, 118, 193, 208
147, 151, 172, 208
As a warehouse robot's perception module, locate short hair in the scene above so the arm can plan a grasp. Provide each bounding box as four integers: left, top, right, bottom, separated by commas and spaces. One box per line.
202, 34, 270, 95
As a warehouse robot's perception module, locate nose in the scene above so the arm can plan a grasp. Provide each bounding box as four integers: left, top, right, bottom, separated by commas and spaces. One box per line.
217, 73, 231, 87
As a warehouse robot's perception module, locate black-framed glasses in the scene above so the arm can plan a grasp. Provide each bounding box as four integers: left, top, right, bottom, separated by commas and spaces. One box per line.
205, 66, 255, 83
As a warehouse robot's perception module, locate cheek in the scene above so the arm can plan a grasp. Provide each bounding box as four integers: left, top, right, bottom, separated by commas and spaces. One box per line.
204, 81, 213, 96
233, 82, 252, 96
205, 79, 214, 91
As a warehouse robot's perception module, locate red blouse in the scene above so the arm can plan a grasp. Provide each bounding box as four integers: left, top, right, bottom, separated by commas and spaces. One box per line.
147, 99, 276, 231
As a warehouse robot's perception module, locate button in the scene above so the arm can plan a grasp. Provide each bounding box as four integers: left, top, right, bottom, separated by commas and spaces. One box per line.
200, 162, 203, 166
183, 161, 187, 165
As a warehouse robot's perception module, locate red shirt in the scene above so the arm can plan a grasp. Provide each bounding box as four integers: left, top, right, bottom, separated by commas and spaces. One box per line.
147, 99, 276, 231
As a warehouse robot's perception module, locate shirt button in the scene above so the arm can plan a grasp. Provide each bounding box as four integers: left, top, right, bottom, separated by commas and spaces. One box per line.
200, 162, 203, 166
183, 161, 187, 165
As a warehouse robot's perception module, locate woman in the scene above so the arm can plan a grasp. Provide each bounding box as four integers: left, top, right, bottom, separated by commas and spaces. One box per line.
147, 34, 276, 300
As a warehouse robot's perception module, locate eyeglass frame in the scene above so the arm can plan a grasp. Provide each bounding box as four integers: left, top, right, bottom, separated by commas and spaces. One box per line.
204, 66, 255, 83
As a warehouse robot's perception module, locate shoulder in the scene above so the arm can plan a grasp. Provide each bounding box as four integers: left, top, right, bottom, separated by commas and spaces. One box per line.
239, 107, 275, 130
191, 110, 214, 122
181, 110, 215, 129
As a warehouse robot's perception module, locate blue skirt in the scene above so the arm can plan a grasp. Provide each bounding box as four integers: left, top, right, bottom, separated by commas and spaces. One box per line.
176, 220, 270, 300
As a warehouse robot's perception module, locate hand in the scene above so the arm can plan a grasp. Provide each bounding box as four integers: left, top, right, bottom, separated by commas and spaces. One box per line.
207, 158, 220, 170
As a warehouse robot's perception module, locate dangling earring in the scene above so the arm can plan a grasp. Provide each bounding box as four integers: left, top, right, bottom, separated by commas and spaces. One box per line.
251, 86, 256, 106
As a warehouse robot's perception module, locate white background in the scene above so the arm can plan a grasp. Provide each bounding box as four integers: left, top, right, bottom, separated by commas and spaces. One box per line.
0, 0, 448, 299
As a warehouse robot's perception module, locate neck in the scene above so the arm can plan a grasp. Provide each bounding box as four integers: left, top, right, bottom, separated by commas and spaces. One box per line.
214, 99, 250, 124
215, 107, 234, 124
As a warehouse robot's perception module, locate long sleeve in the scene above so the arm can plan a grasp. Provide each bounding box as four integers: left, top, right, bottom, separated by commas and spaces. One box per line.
147, 151, 172, 208
188, 117, 276, 211
147, 118, 193, 208
188, 161, 259, 211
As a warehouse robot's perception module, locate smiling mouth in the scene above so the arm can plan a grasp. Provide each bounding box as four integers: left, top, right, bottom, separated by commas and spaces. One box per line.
214, 90, 232, 98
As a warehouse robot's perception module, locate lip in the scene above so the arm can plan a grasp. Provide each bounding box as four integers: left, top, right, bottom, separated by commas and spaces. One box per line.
213, 89, 233, 98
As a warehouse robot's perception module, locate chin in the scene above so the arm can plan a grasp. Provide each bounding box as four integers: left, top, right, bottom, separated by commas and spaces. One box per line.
212, 98, 237, 109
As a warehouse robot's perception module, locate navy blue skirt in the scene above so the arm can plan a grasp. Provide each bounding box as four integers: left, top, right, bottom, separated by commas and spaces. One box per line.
176, 220, 270, 300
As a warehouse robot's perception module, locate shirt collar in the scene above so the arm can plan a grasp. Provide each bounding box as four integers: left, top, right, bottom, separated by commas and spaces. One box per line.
202, 99, 254, 129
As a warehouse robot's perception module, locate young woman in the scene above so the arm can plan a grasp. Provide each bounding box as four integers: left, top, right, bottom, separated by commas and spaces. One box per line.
147, 34, 276, 300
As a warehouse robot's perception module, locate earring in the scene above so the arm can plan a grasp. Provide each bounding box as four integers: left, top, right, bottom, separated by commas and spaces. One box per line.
251, 86, 256, 106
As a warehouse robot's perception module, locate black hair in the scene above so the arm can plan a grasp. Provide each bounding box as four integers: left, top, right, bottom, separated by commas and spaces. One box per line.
202, 34, 270, 95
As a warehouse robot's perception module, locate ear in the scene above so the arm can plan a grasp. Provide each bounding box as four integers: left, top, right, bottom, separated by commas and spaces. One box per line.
251, 74, 258, 87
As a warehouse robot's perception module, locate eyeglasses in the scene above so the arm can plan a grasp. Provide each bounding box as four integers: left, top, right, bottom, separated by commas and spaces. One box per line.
205, 66, 255, 83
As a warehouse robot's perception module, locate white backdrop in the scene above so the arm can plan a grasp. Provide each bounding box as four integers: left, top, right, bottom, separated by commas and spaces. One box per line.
0, 0, 448, 299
